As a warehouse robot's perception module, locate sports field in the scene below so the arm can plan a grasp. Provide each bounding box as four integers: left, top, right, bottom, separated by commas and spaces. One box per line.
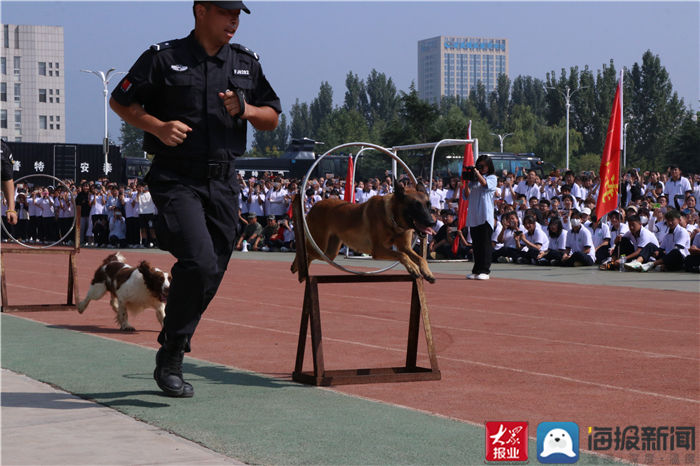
2, 248, 698, 465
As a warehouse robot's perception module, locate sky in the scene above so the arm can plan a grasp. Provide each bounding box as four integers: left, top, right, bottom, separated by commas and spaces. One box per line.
2, 1, 699, 147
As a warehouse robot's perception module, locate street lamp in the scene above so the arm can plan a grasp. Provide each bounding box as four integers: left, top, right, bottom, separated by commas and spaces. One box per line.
81, 68, 126, 173
490, 132, 513, 153
545, 85, 588, 171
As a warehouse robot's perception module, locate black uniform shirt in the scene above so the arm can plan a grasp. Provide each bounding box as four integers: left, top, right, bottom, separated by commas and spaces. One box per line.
1, 140, 14, 182
112, 31, 281, 161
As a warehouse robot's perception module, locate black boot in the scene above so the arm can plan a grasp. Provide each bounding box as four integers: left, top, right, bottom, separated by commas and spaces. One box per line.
154, 335, 194, 398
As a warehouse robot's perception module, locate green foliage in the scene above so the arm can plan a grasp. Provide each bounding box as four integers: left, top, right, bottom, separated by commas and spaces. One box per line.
570, 153, 602, 173
284, 50, 693, 175
118, 121, 144, 158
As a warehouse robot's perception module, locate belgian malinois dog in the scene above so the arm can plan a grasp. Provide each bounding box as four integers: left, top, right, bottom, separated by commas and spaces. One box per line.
291, 179, 437, 283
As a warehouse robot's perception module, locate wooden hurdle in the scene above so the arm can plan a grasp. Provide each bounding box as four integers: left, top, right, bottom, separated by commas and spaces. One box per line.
290, 195, 440, 386
1, 212, 81, 312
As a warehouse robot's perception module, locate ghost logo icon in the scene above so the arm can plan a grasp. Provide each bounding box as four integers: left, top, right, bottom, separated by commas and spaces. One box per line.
537, 422, 579, 463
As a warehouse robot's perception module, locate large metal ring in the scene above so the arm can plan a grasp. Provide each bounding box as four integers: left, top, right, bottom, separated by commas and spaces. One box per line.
299, 142, 417, 275
1, 174, 77, 249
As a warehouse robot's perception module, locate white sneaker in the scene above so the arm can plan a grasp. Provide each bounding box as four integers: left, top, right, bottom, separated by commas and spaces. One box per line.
280, 246, 289, 252
624, 261, 642, 271
466, 273, 477, 280
640, 262, 655, 272
261, 246, 270, 252
475, 273, 490, 280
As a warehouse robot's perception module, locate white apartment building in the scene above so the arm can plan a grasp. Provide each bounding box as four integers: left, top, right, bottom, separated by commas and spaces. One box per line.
418, 35, 509, 105
1, 24, 66, 143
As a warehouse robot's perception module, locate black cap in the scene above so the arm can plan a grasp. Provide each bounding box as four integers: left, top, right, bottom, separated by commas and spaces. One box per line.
208, 1, 250, 14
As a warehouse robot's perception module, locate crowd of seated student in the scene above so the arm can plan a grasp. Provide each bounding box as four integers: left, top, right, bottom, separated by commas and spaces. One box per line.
5, 166, 698, 273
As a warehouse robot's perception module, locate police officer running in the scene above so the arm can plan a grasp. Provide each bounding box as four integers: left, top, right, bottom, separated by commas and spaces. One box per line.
110, 1, 280, 397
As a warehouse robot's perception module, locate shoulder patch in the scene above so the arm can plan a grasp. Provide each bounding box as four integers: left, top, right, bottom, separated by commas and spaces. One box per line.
150, 40, 175, 52
231, 43, 259, 61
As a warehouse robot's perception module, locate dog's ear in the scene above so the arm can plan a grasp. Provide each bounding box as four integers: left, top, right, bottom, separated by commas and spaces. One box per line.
394, 177, 404, 198
137, 261, 152, 277
415, 181, 427, 195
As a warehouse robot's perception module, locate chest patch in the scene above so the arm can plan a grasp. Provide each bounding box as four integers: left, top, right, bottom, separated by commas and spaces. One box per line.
234, 69, 249, 76
170, 64, 188, 72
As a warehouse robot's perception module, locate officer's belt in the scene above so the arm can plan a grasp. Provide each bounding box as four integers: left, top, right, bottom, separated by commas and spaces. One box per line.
151, 156, 233, 181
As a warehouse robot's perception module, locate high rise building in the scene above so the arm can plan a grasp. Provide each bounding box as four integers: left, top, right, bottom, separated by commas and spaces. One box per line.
1, 24, 66, 143
418, 35, 508, 105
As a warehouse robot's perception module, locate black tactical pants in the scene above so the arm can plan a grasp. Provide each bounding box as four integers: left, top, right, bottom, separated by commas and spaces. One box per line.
147, 166, 239, 352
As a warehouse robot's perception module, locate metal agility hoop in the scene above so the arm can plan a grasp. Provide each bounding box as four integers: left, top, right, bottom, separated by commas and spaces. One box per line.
299, 142, 418, 275
1, 174, 77, 249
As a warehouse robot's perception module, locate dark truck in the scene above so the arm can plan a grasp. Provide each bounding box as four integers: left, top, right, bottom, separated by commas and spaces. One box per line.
234, 138, 347, 180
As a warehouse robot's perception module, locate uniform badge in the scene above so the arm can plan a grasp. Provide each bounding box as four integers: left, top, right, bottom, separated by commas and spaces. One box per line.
121, 79, 132, 92
171, 65, 188, 72
234, 69, 249, 76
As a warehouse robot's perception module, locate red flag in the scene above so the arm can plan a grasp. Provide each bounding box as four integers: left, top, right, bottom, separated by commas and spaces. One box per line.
452, 121, 474, 255
286, 195, 294, 219
343, 156, 355, 203
595, 74, 623, 220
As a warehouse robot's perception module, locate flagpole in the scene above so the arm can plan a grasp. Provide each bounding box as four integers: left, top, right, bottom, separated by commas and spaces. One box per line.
618, 69, 624, 211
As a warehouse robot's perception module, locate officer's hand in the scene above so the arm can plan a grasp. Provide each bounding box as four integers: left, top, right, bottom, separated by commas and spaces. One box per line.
219, 90, 246, 119
157, 120, 192, 147
6, 210, 17, 225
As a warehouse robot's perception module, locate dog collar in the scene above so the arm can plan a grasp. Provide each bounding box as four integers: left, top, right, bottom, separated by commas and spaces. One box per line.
390, 213, 408, 233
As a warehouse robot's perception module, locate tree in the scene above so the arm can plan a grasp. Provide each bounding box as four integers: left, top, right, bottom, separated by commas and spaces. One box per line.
491, 73, 512, 129
667, 111, 700, 173
343, 72, 368, 117
289, 99, 313, 139
251, 113, 289, 156
366, 69, 400, 127
315, 108, 369, 149
626, 50, 686, 169
310, 81, 334, 136
383, 83, 439, 147
119, 121, 144, 158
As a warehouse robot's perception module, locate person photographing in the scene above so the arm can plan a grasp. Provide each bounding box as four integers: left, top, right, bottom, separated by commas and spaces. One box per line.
464, 155, 498, 280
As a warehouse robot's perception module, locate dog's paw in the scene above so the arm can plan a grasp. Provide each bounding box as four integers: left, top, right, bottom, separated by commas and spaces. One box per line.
423, 273, 436, 284
120, 324, 136, 332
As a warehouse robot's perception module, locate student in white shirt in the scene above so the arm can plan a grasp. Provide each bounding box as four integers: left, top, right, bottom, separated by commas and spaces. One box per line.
108, 209, 128, 248
123, 187, 140, 247
562, 210, 595, 266
589, 215, 612, 264
613, 214, 660, 270
515, 170, 540, 201
664, 166, 692, 210
515, 214, 549, 264
606, 210, 629, 258
494, 211, 525, 263
266, 179, 288, 218
635, 209, 691, 272
540, 217, 568, 265
684, 228, 700, 273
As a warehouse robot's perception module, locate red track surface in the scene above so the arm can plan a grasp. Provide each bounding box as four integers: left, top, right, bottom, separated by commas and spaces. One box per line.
3, 248, 699, 464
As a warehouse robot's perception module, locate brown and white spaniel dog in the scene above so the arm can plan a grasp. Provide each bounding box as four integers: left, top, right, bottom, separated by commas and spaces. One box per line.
77, 252, 169, 331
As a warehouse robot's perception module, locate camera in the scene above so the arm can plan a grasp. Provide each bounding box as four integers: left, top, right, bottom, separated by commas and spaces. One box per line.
462, 165, 477, 182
